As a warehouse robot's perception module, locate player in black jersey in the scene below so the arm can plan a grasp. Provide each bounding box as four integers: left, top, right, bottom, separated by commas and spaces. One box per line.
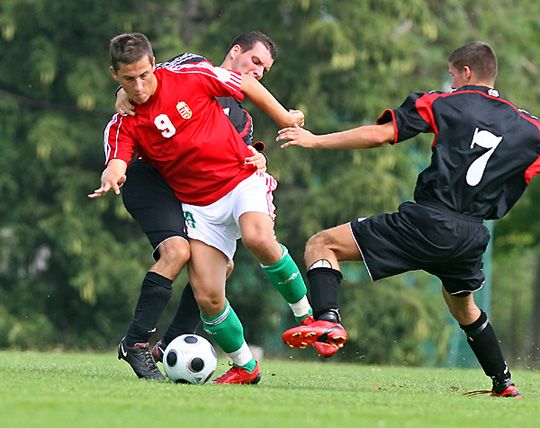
278, 41, 539, 398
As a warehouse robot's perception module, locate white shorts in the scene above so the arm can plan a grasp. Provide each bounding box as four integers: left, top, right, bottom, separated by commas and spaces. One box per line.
182, 171, 277, 260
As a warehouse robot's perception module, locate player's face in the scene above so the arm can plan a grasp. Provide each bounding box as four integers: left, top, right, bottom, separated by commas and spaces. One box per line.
228, 41, 274, 80
111, 56, 157, 104
448, 64, 468, 89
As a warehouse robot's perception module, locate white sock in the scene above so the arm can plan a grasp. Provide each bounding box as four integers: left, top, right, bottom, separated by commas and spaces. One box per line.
289, 296, 312, 318
228, 342, 254, 366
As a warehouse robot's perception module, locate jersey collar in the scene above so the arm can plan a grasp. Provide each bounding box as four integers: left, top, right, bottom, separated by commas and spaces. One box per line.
455, 85, 500, 98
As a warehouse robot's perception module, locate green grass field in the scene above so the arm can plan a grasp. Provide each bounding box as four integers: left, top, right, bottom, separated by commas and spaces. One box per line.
0, 351, 538, 428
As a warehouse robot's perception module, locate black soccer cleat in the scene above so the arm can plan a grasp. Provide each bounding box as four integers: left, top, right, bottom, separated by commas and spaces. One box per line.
117, 337, 165, 381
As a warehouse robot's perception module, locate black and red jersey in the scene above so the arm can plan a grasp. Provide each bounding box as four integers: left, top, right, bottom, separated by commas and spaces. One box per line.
377, 85, 540, 219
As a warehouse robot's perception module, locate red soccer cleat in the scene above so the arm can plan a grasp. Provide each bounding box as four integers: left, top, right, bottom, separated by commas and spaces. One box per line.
313, 341, 340, 358
298, 316, 340, 358
491, 384, 523, 398
214, 362, 262, 385
282, 319, 348, 350
464, 384, 523, 398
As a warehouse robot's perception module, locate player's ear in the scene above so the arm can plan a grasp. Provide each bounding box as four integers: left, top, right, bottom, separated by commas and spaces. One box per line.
110, 65, 119, 81
151, 56, 156, 69
463, 65, 472, 81
230, 44, 242, 58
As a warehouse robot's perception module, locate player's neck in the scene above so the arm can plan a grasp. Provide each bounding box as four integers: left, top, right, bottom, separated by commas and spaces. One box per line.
463, 79, 495, 89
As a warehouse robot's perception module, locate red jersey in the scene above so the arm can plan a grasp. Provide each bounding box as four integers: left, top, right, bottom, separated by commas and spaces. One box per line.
103, 61, 256, 205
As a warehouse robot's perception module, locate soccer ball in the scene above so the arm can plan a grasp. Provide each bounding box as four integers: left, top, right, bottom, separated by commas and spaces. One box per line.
163, 334, 217, 384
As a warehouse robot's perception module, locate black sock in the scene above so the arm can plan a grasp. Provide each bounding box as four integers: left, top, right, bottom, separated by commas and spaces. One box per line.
460, 310, 511, 392
307, 267, 343, 320
125, 272, 173, 346
162, 282, 201, 346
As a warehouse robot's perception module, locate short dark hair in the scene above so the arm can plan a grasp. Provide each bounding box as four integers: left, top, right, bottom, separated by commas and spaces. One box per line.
448, 41, 497, 82
110, 32, 154, 71
225, 31, 277, 61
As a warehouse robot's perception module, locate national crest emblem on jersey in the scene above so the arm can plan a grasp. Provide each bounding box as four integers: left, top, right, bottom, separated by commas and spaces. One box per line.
176, 101, 192, 119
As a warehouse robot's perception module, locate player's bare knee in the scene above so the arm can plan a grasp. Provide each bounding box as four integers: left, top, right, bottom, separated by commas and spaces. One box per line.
193, 290, 225, 316
305, 231, 332, 256
241, 232, 272, 254
159, 238, 190, 267
444, 295, 480, 324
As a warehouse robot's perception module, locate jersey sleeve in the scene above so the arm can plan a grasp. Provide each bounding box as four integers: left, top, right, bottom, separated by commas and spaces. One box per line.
160, 57, 244, 101
185, 61, 245, 101
103, 113, 136, 165
377, 91, 441, 144
157, 52, 208, 69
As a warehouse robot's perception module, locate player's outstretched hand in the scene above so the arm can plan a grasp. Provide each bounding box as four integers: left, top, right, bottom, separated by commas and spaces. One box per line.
88, 169, 127, 199
244, 145, 267, 172
277, 124, 318, 149
115, 88, 136, 116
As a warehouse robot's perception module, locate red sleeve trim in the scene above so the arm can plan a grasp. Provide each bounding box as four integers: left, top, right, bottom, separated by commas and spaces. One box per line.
376, 109, 398, 144
415, 93, 439, 135
525, 155, 540, 184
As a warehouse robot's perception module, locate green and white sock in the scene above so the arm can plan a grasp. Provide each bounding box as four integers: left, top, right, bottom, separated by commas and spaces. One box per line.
201, 300, 246, 353
261, 245, 312, 321
228, 343, 257, 371
291, 298, 313, 324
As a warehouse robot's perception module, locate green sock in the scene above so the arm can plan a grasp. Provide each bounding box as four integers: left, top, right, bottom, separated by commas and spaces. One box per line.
261, 245, 307, 304
294, 309, 313, 324
237, 358, 257, 372
201, 300, 245, 353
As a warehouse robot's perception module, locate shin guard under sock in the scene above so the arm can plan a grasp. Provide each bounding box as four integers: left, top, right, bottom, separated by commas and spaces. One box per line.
201, 300, 246, 354
126, 271, 173, 346
261, 245, 308, 304
307, 267, 343, 320
460, 310, 511, 391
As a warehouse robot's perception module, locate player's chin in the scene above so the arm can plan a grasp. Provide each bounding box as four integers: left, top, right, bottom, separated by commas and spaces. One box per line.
132, 94, 150, 104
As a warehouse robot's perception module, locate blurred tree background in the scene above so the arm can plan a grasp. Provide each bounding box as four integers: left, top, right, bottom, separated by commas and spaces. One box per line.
0, 0, 539, 368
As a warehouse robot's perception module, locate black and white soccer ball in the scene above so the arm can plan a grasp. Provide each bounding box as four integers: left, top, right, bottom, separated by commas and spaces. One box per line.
163, 334, 217, 384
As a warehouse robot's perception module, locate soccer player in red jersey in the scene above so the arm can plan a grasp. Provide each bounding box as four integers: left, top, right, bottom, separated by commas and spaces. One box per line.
89, 33, 311, 383
278, 42, 538, 398
113, 32, 335, 363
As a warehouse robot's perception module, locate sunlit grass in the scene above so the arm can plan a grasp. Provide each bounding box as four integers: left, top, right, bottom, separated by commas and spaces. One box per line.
0, 351, 538, 428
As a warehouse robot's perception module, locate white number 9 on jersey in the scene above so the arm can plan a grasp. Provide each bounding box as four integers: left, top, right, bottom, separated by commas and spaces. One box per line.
154, 114, 176, 138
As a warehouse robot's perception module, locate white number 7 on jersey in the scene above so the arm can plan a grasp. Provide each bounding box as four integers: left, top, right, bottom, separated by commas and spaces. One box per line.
465, 128, 502, 186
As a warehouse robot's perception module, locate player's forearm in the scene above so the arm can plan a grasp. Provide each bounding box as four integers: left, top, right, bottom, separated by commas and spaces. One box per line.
241, 75, 295, 127
315, 125, 394, 149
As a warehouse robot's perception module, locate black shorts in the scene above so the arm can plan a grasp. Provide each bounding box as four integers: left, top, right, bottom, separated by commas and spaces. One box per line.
122, 159, 187, 260
350, 201, 490, 295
